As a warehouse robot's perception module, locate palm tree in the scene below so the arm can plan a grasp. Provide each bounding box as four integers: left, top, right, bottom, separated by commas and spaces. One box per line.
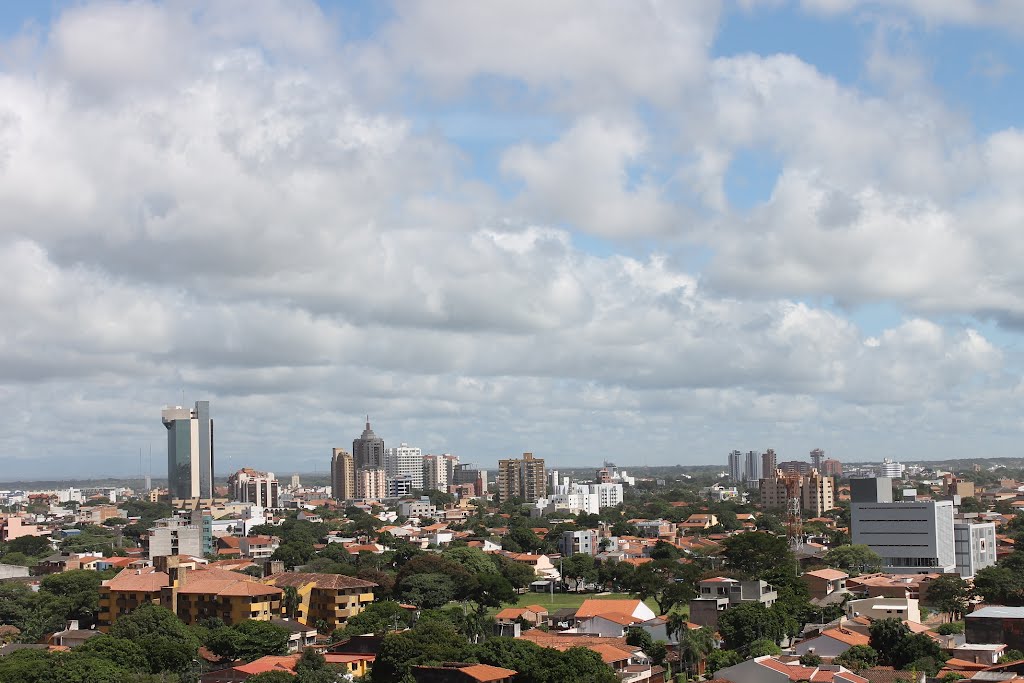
675, 623, 715, 679
283, 585, 300, 619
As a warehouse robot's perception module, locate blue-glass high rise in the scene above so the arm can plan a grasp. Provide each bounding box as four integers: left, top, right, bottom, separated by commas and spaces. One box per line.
161, 400, 214, 499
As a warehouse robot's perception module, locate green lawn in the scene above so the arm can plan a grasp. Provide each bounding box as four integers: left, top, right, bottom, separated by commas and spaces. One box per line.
490, 591, 675, 617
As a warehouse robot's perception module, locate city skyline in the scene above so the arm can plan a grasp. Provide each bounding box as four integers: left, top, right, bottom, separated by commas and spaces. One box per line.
4, 2, 1024, 478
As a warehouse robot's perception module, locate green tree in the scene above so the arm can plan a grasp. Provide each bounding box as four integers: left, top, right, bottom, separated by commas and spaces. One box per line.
834, 645, 879, 671
6, 535, 51, 557
371, 617, 472, 682
675, 625, 716, 678
469, 573, 516, 613
974, 565, 1024, 606
247, 673, 295, 683
722, 532, 793, 577
800, 652, 823, 666
109, 604, 199, 674
926, 575, 973, 621
397, 572, 457, 608
706, 649, 743, 676
340, 600, 415, 637
749, 639, 782, 657
718, 602, 786, 650
824, 545, 883, 575
40, 570, 104, 628
74, 634, 149, 673
869, 618, 911, 666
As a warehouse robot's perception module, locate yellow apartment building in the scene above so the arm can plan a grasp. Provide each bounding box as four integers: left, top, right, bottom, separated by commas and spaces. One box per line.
264, 573, 376, 632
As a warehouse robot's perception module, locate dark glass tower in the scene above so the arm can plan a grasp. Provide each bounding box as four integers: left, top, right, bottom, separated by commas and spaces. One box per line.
162, 400, 214, 499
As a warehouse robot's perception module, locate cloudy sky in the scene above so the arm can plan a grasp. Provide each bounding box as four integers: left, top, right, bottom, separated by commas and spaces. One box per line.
2, 1, 1024, 480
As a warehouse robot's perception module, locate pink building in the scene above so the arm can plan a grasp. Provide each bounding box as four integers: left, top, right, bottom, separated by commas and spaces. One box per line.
0, 515, 49, 542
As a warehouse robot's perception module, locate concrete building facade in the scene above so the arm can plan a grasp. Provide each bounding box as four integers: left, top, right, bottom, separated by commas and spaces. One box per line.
954, 521, 996, 578
384, 443, 424, 491
331, 448, 355, 501
497, 452, 546, 503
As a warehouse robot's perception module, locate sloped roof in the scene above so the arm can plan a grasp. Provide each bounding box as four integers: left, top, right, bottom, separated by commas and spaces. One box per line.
805, 569, 849, 581
575, 599, 643, 619
267, 572, 377, 590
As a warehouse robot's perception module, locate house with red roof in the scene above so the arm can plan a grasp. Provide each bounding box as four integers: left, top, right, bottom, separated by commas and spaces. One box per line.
718, 656, 869, 683
412, 662, 518, 683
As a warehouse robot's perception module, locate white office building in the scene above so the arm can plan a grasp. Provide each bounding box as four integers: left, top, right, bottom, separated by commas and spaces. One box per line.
384, 443, 424, 491
879, 459, 905, 478
954, 521, 997, 578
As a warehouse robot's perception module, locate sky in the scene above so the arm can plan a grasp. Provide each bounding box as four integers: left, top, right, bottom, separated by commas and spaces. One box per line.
2, 1, 1024, 479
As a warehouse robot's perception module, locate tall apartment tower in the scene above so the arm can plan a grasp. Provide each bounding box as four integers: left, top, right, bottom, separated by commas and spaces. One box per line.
497, 452, 547, 502
227, 468, 279, 508
385, 443, 424, 491
810, 448, 825, 471
744, 451, 762, 483
761, 449, 777, 477
728, 450, 743, 481
162, 401, 214, 500
423, 454, 448, 491
331, 448, 355, 501
352, 419, 384, 470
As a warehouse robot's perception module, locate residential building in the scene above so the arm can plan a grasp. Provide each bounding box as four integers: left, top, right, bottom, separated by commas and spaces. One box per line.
558, 530, 598, 557
331, 448, 355, 501
161, 401, 214, 499
148, 513, 208, 560
762, 449, 777, 477
227, 468, 279, 509
388, 475, 415, 497
411, 663, 518, 683
717, 656, 868, 683
452, 464, 487, 497
728, 450, 743, 482
794, 627, 870, 659
497, 452, 546, 503
99, 558, 284, 630
851, 478, 956, 574
239, 535, 279, 560
779, 460, 813, 476
953, 521, 996, 578
760, 469, 835, 517
745, 451, 762, 482
966, 606, 1024, 652
423, 454, 448, 491
264, 573, 376, 632
846, 596, 921, 623
0, 515, 48, 542
945, 475, 976, 499
352, 419, 385, 470
573, 598, 657, 637
385, 443, 424, 491
822, 459, 843, 477
700, 484, 740, 502
689, 577, 778, 629
803, 568, 849, 601
355, 468, 388, 500
398, 497, 437, 519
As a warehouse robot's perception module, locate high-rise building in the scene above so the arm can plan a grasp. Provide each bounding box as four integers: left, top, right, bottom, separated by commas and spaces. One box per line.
810, 448, 825, 471
879, 459, 905, 478
759, 469, 835, 517
822, 459, 843, 477
423, 454, 448, 491
497, 452, 546, 502
356, 469, 388, 500
778, 460, 813, 476
851, 477, 956, 574
331, 449, 355, 501
290, 474, 300, 489
761, 449, 777, 477
227, 468, 279, 509
728, 450, 743, 481
744, 451, 762, 483
384, 443, 424, 491
148, 511, 210, 559
352, 419, 384, 470
453, 464, 487, 496
954, 521, 996, 578
161, 401, 214, 500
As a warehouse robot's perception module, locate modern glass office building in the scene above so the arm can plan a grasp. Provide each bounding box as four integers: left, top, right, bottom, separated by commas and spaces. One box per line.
161, 401, 214, 499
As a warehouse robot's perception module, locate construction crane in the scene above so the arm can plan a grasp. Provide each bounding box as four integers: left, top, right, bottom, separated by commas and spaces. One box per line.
784, 472, 804, 549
